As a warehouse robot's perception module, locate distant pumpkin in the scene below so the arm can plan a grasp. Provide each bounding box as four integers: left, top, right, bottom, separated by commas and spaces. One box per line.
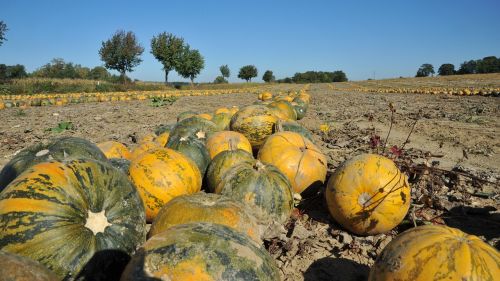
97, 141, 131, 159
325, 154, 410, 235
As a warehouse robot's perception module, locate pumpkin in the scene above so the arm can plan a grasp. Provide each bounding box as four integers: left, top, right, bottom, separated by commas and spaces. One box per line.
129, 147, 202, 222
258, 131, 326, 194
214, 107, 230, 114
167, 116, 218, 146
369, 225, 500, 281
109, 158, 131, 175
291, 101, 307, 120
97, 141, 131, 159
325, 153, 411, 235
0, 137, 107, 191
217, 160, 293, 223
0, 251, 59, 281
211, 112, 232, 131
121, 223, 280, 281
155, 131, 170, 147
0, 159, 146, 279
229, 105, 278, 149
206, 149, 254, 193
166, 135, 211, 175
154, 124, 174, 136
259, 91, 273, 101
138, 133, 156, 144
197, 113, 213, 121
129, 141, 159, 160
268, 100, 297, 120
149, 193, 262, 242
206, 131, 252, 159
176, 110, 197, 122
275, 119, 314, 141
229, 106, 239, 115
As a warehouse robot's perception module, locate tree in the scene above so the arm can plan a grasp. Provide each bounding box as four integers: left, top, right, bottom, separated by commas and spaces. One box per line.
238, 65, 258, 82
99, 30, 144, 82
213, 76, 228, 84
89, 66, 111, 80
220, 65, 230, 79
476, 56, 500, 73
438, 63, 455, 76
176, 47, 205, 85
262, 70, 275, 83
415, 64, 434, 77
0, 21, 7, 46
457, 60, 477, 74
150, 32, 185, 84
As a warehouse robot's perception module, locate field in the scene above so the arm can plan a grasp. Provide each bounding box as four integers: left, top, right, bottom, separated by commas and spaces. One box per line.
0, 76, 499, 280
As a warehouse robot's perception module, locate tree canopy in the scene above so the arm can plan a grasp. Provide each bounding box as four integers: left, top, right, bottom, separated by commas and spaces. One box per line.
416, 64, 435, 77
176, 47, 205, 84
278, 71, 347, 83
438, 63, 455, 76
238, 65, 258, 82
0, 21, 7, 46
262, 70, 275, 83
99, 30, 144, 82
150, 32, 185, 83
220, 65, 230, 79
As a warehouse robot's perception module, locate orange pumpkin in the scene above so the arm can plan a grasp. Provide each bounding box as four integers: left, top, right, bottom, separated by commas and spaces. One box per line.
369, 225, 500, 281
129, 141, 159, 160
206, 131, 252, 159
149, 193, 262, 242
129, 147, 202, 222
96, 141, 130, 159
197, 113, 213, 121
268, 101, 297, 120
214, 107, 230, 114
258, 131, 326, 194
229, 105, 278, 149
155, 132, 170, 147
258, 91, 273, 101
138, 133, 156, 144
325, 154, 410, 235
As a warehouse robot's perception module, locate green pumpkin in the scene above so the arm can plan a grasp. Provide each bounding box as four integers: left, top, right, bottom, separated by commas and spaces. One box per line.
0, 159, 146, 280
291, 101, 307, 120
108, 158, 131, 175
154, 123, 174, 136
0, 137, 107, 192
176, 111, 197, 122
121, 223, 280, 281
267, 100, 297, 120
211, 112, 232, 131
167, 116, 218, 146
166, 135, 211, 176
0, 251, 59, 281
217, 160, 294, 223
275, 119, 314, 141
206, 149, 254, 193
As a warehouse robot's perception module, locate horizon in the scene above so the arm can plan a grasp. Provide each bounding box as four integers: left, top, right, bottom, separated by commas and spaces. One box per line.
1, 0, 499, 83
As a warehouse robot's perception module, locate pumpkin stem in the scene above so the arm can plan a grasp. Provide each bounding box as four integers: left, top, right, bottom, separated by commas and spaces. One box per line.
228, 138, 237, 151
84, 210, 111, 235
195, 130, 206, 140
275, 119, 284, 132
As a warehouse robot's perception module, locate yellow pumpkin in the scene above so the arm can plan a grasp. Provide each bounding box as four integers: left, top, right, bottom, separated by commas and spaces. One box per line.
369, 225, 500, 281
229, 106, 239, 115
267, 101, 297, 120
258, 131, 326, 193
96, 141, 131, 159
149, 193, 262, 242
129, 141, 159, 160
259, 91, 273, 101
138, 133, 156, 144
214, 107, 230, 114
197, 113, 213, 121
325, 154, 410, 235
155, 132, 170, 147
206, 131, 252, 159
229, 105, 278, 149
129, 147, 202, 222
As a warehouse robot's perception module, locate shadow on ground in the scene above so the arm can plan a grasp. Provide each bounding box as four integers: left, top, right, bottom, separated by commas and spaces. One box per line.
303, 257, 370, 281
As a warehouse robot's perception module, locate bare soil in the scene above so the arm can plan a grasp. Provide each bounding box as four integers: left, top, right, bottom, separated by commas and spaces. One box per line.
0, 83, 499, 281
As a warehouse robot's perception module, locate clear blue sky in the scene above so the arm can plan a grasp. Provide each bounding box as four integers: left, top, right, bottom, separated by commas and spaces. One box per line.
1, 0, 499, 82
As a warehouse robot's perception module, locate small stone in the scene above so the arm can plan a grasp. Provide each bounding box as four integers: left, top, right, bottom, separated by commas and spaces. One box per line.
338, 232, 353, 244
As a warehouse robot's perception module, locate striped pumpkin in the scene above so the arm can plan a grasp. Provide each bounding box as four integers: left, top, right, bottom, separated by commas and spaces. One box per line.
166, 135, 211, 176
267, 100, 297, 120
0, 137, 107, 192
230, 105, 278, 150
108, 158, 131, 175
167, 116, 218, 146
369, 225, 500, 281
325, 154, 411, 235
217, 160, 294, 223
97, 141, 131, 159
206, 148, 254, 193
275, 119, 314, 141
211, 112, 232, 131
122, 223, 280, 281
0, 251, 59, 281
149, 193, 262, 242
176, 110, 197, 122
258, 131, 326, 194
206, 131, 253, 159
0, 159, 146, 279
129, 147, 202, 222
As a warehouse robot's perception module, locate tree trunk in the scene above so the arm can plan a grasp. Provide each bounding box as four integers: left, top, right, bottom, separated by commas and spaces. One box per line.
164, 70, 169, 84
120, 70, 127, 84
190, 77, 194, 87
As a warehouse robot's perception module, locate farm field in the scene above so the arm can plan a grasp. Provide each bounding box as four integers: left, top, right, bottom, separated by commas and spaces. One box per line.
0, 80, 499, 280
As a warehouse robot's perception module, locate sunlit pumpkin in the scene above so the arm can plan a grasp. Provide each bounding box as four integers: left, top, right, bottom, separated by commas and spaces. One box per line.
166, 135, 210, 175
155, 131, 170, 147
275, 119, 314, 141
211, 112, 232, 131
230, 105, 278, 149
138, 133, 156, 144
97, 141, 131, 159
258, 91, 273, 101
129, 141, 159, 161
197, 113, 213, 121
325, 154, 410, 235
149, 193, 262, 242
258, 131, 326, 194
206, 131, 252, 159
129, 147, 202, 222
369, 225, 500, 281
122, 223, 280, 281
206, 148, 254, 193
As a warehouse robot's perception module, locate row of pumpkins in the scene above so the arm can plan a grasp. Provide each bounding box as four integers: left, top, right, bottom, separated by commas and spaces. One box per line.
0, 86, 269, 109
336, 84, 500, 96
0, 89, 498, 280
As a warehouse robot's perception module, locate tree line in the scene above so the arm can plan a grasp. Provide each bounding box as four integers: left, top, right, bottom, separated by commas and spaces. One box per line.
416, 56, 500, 77
277, 71, 348, 83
